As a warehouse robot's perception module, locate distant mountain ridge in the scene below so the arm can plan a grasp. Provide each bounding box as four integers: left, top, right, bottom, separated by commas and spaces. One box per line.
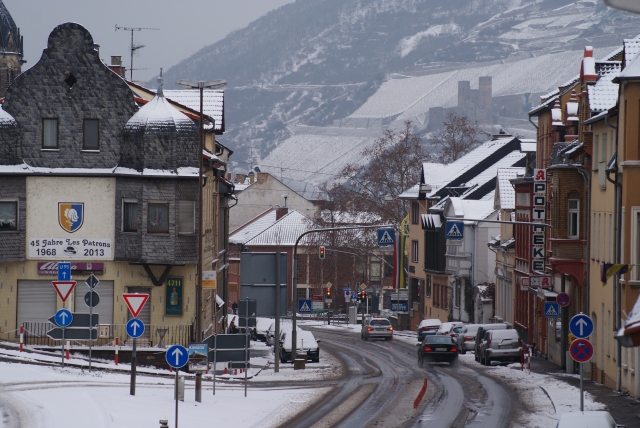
159, 0, 640, 171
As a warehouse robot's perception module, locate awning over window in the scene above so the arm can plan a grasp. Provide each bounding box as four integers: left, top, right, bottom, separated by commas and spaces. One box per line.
421, 214, 442, 230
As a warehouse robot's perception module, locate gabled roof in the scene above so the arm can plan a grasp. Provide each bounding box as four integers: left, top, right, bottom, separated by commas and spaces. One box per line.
229, 209, 278, 244
496, 167, 526, 210
446, 197, 496, 222
624, 38, 640, 67
163, 90, 224, 133
588, 62, 621, 112
615, 48, 640, 81
244, 210, 312, 246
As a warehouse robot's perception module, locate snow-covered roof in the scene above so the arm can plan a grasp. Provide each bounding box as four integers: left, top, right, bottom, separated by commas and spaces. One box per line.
616, 48, 640, 81
461, 151, 525, 195
163, 90, 224, 132
519, 140, 536, 152
230, 209, 278, 244
244, 210, 312, 246
458, 199, 496, 222
421, 213, 442, 230
0, 163, 200, 178
497, 167, 525, 210
125, 92, 196, 134
398, 183, 419, 200
0, 104, 16, 128
624, 38, 640, 67
588, 62, 621, 112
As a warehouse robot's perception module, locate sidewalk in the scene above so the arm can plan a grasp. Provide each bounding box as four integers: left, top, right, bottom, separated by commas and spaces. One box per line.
528, 356, 640, 426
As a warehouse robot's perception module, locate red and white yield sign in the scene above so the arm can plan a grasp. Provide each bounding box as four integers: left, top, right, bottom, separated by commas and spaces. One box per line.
51, 281, 77, 302
122, 293, 149, 318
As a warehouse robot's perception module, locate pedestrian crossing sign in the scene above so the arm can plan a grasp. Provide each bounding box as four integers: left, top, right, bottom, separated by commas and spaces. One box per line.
544, 302, 559, 318
298, 299, 312, 313
377, 228, 395, 247
445, 221, 464, 240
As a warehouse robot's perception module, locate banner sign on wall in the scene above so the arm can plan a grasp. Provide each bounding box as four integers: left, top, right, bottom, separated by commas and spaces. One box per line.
28, 238, 112, 260
37, 261, 104, 275
165, 277, 183, 315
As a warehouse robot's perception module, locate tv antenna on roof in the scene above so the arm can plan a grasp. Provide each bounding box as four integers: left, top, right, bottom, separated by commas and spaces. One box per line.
115, 25, 159, 81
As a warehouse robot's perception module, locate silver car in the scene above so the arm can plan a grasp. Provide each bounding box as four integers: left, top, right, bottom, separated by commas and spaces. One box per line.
478, 329, 521, 366
361, 317, 393, 341
455, 324, 482, 354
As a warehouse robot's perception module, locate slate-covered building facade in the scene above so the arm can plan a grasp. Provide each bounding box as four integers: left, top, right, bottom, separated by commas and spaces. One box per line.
0, 23, 231, 345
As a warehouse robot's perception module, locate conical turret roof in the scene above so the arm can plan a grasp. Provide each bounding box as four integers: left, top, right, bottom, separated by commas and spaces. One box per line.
0, 1, 21, 55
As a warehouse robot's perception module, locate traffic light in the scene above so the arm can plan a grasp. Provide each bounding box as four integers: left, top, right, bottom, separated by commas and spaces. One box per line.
319, 246, 325, 259
326, 287, 331, 298
361, 290, 366, 300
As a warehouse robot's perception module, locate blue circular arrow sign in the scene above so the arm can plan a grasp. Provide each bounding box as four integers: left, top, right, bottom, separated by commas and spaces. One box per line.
166, 345, 189, 369
569, 314, 594, 339
54, 308, 73, 327
126, 318, 145, 339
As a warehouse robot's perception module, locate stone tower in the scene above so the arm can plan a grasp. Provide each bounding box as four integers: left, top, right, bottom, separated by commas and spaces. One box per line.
0, 0, 24, 98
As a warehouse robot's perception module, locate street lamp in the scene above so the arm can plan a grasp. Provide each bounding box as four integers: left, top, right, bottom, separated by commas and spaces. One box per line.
175, 79, 227, 343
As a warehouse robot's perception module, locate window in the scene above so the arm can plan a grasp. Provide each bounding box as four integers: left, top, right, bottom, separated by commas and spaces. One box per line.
42, 119, 58, 148
384, 255, 394, 278
297, 287, 307, 301
425, 275, 431, 298
411, 240, 419, 263
83, 119, 99, 150
296, 254, 308, 283
411, 202, 419, 224
148, 202, 169, 233
516, 192, 530, 206
122, 200, 138, 232
178, 201, 195, 234
0, 200, 17, 230
370, 260, 381, 284
568, 199, 579, 239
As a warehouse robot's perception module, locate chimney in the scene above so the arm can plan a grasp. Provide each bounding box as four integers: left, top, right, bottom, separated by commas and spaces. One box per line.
249, 171, 255, 184
225, 172, 232, 180
257, 172, 268, 182
276, 207, 289, 220
235, 173, 246, 184
108, 56, 125, 78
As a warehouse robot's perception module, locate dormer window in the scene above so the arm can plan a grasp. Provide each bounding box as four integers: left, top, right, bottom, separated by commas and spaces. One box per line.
42, 118, 58, 148
83, 119, 99, 150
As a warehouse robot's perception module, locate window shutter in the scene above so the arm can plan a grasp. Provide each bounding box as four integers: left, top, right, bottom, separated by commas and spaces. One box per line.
178, 201, 195, 234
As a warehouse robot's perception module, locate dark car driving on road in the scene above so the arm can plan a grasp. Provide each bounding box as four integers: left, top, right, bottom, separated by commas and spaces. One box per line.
418, 335, 458, 367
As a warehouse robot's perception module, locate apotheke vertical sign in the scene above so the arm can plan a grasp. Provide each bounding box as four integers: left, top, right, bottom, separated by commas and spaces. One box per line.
532, 169, 546, 274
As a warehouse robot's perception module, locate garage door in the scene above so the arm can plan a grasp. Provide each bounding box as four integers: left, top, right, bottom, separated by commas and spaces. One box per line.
73, 280, 114, 325
127, 286, 151, 340
17, 280, 57, 325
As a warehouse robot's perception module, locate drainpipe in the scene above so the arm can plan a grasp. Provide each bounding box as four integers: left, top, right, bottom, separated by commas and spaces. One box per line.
604, 111, 622, 391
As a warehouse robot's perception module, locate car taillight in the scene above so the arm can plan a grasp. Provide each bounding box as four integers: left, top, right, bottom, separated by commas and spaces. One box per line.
367, 327, 373, 331
464, 337, 474, 342
487, 337, 492, 346
421, 327, 428, 331
388, 327, 393, 331
450, 333, 456, 337
451, 347, 457, 352
424, 346, 432, 352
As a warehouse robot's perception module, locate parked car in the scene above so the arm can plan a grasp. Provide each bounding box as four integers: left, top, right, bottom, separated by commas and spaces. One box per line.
455, 324, 483, 354
266, 321, 291, 346
417, 318, 442, 341
361, 317, 393, 341
280, 329, 320, 363
478, 329, 521, 366
252, 318, 273, 342
418, 335, 458, 367
473, 323, 509, 361
556, 410, 625, 427
436, 322, 464, 337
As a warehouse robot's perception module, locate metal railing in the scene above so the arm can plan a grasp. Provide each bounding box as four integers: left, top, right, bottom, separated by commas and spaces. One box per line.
22, 322, 192, 348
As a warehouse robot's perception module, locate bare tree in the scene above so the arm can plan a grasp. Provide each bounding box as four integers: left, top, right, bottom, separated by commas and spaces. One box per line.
327, 121, 430, 226
432, 113, 487, 164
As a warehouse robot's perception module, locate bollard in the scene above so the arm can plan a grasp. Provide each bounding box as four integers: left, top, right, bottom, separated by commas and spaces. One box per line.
234, 369, 237, 375
224, 367, 228, 375
65, 340, 70, 360
159, 419, 169, 428
115, 337, 119, 365
19, 325, 24, 352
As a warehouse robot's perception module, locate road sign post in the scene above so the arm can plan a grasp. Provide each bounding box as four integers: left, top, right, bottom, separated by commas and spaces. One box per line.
123, 293, 149, 396
166, 345, 189, 428
570, 338, 594, 412
85, 275, 100, 374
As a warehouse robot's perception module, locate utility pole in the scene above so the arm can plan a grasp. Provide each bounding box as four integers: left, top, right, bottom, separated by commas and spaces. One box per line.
115, 25, 159, 81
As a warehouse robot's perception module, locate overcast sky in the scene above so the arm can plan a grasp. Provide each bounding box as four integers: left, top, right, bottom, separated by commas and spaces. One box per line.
8, 0, 295, 82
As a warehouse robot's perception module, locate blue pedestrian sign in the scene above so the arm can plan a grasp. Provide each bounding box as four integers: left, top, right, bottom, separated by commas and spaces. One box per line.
445, 221, 464, 240
166, 344, 189, 369
544, 302, 559, 318
377, 228, 395, 247
569, 314, 594, 339
298, 299, 312, 314
126, 318, 145, 338
57, 262, 71, 281
54, 308, 73, 327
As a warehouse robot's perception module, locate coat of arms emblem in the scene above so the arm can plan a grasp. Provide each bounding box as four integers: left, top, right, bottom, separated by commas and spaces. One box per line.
58, 203, 84, 233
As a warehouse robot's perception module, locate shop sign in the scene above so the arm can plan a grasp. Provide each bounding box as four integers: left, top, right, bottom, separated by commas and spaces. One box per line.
166, 277, 183, 315
29, 238, 112, 260
37, 261, 104, 275
532, 169, 546, 273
